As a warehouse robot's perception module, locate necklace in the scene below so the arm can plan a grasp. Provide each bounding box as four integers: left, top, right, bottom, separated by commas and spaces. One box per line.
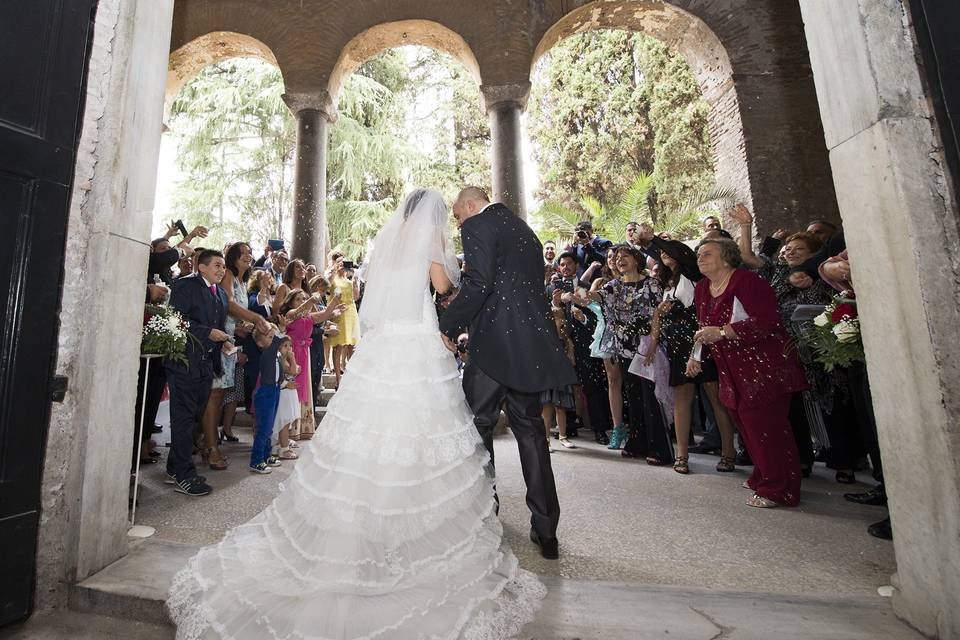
709, 269, 734, 295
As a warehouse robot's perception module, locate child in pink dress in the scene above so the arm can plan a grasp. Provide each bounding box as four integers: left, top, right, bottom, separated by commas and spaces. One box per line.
277, 289, 343, 440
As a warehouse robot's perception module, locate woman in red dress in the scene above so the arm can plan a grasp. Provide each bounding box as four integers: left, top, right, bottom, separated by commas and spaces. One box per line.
687, 239, 807, 507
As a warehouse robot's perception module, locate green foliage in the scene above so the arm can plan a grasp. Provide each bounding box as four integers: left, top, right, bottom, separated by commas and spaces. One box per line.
326, 198, 395, 260
635, 37, 715, 216
405, 50, 491, 201
165, 50, 488, 259
533, 173, 738, 244
530, 201, 588, 247
169, 59, 294, 250
529, 30, 717, 230
529, 31, 654, 210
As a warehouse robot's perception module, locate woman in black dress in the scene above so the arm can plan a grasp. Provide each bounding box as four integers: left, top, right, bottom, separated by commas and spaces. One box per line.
646, 239, 737, 474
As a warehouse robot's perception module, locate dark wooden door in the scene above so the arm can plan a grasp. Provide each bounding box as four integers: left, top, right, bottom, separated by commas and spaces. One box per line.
909, 0, 960, 199
0, 0, 98, 626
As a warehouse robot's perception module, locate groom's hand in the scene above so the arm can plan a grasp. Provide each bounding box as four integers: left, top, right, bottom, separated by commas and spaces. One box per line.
440, 333, 458, 354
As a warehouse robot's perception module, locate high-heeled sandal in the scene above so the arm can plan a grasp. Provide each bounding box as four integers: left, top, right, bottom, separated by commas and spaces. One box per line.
716, 456, 736, 473
673, 455, 689, 474
220, 429, 239, 443
206, 449, 229, 471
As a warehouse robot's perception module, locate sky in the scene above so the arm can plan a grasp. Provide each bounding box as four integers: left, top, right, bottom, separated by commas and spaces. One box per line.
151, 47, 542, 242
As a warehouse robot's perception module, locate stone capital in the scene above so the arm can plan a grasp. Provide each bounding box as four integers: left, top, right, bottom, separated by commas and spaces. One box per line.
281, 91, 337, 122
480, 82, 531, 113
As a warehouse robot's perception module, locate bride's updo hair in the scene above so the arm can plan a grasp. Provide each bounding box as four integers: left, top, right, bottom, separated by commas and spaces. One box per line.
402, 188, 429, 220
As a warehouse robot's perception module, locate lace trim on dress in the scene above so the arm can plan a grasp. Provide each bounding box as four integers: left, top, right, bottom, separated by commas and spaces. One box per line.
169, 549, 546, 640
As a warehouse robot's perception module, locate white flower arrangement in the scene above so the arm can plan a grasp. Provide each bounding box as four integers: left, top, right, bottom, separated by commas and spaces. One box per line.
142, 304, 196, 365
799, 294, 864, 371
832, 319, 860, 344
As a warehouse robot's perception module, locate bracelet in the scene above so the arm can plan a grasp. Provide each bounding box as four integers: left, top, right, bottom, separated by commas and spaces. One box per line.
719, 326, 728, 340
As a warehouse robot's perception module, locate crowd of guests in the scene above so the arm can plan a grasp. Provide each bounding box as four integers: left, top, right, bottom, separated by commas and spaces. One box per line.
135, 204, 889, 541
538, 210, 890, 539
136, 224, 362, 497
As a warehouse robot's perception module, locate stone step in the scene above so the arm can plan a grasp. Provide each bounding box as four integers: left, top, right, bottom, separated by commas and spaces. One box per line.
321, 373, 337, 386
69, 538, 197, 626
67, 538, 922, 639
317, 388, 336, 406
315, 406, 327, 423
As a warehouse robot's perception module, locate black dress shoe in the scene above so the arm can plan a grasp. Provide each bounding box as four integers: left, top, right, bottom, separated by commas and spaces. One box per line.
844, 485, 887, 506
735, 448, 753, 466
867, 517, 892, 540
529, 528, 559, 560
595, 432, 610, 445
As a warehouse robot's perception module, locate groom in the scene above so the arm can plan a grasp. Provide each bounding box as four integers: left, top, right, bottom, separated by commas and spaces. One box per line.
439, 186, 578, 559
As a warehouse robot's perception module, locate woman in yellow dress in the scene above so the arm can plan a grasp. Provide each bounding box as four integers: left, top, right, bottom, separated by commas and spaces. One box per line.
326, 251, 361, 389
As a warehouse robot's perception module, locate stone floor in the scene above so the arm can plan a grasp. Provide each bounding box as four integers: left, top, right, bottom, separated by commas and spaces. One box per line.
136, 408, 896, 595
12, 401, 921, 639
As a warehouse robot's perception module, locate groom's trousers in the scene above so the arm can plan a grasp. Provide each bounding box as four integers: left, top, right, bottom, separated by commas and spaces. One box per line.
463, 363, 561, 540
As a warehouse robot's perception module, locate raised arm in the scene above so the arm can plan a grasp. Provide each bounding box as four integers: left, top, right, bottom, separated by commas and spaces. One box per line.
727, 204, 764, 269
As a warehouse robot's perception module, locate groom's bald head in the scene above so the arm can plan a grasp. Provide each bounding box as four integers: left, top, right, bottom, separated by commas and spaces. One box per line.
452, 186, 490, 226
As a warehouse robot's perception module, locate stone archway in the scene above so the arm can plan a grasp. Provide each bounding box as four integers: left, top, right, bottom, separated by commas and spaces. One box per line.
532, 1, 752, 220
534, 0, 839, 237
327, 19, 482, 112
165, 31, 281, 123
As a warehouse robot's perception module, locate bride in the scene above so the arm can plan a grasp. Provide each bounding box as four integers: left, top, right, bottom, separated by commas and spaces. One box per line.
167, 189, 545, 639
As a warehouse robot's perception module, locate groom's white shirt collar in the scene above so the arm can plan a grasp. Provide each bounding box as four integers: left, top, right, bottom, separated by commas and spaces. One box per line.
478, 202, 500, 215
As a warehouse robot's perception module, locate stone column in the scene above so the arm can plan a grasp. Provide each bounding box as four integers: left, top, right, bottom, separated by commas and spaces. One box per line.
282, 92, 333, 266
799, 2, 960, 637
482, 83, 530, 219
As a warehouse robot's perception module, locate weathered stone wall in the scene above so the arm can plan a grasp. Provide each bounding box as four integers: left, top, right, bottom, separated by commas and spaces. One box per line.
799, 1, 960, 637
35, 0, 174, 610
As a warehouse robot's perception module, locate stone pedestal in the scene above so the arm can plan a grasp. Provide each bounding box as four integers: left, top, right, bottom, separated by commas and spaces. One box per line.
482, 83, 529, 219
283, 92, 332, 265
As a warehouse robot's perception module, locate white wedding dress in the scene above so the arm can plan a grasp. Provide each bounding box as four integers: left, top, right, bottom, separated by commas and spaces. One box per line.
167, 189, 545, 640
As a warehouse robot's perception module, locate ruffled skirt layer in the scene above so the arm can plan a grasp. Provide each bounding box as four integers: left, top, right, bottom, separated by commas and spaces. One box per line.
167, 321, 545, 640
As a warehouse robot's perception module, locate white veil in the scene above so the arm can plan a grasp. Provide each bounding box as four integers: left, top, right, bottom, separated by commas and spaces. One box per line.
358, 188, 461, 333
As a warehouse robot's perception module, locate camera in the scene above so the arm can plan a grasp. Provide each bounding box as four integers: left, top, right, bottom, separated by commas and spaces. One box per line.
576, 230, 589, 240
557, 278, 575, 293
171, 219, 189, 238
342, 260, 356, 270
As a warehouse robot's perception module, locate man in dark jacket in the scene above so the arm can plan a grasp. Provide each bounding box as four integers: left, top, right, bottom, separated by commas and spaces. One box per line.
165, 250, 230, 496
439, 186, 577, 560
572, 220, 612, 281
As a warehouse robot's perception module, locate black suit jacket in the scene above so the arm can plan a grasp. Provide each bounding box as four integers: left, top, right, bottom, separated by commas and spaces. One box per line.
574, 236, 613, 279
440, 204, 578, 393
167, 273, 227, 376
148, 247, 179, 286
